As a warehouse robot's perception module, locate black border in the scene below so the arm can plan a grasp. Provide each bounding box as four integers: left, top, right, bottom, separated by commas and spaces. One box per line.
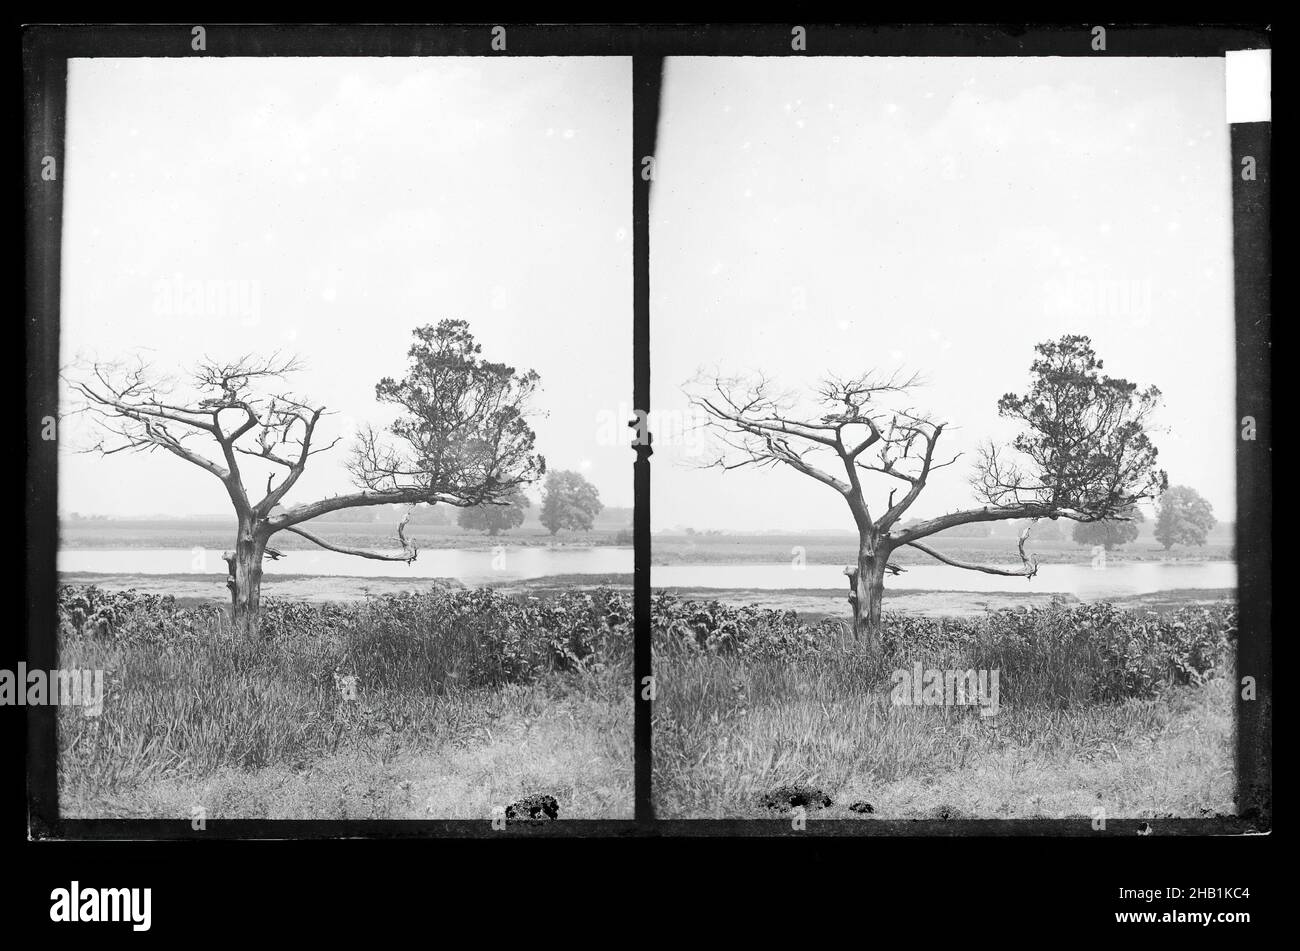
1231, 117, 1271, 827
22, 23, 1270, 843
633, 54, 661, 826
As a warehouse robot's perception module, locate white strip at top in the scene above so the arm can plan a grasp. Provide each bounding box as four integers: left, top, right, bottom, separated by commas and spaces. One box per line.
1226, 48, 1271, 124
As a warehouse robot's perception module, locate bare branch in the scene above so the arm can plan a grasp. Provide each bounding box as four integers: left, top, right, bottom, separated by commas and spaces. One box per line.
280, 510, 418, 564
905, 533, 1039, 579
890, 502, 1054, 545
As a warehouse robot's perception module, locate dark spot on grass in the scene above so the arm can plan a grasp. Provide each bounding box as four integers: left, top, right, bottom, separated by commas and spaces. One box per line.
760, 782, 832, 812
505, 793, 560, 823
929, 803, 971, 820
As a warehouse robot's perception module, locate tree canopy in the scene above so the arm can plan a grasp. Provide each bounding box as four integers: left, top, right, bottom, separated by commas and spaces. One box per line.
1154, 485, 1216, 549
1071, 505, 1144, 550
457, 486, 530, 536
539, 470, 603, 535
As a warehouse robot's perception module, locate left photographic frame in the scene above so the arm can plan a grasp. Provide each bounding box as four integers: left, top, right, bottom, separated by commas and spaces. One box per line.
28, 39, 634, 832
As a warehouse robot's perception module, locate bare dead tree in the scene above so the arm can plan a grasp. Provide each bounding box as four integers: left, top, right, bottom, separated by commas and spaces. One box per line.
67, 320, 544, 629
689, 335, 1166, 655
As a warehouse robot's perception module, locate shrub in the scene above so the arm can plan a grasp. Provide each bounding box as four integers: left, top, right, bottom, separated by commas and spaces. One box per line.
650, 593, 1236, 704
650, 591, 838, 660
58, 584, 632, 689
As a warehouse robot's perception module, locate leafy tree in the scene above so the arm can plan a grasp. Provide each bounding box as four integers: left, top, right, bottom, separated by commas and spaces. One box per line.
1154, 485, 1216, 549
691, 335, 1166, 654
1072, 505, 1143, 550
457, 487, 530, 536
539, 470, 603, 535
70, 320, 544, 629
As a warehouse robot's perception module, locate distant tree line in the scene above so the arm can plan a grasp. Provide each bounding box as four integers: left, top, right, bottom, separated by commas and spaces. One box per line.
1062, 484, 1217, 550
454, 469, 605, 537
1072, 504, 1142, 550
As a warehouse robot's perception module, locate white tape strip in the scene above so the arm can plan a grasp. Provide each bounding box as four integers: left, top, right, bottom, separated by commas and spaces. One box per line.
1226, 48, 1271, 124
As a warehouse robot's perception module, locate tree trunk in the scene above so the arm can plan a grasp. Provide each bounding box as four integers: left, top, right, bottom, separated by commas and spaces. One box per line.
223, 519, 268, 632
848, 534, 888, 656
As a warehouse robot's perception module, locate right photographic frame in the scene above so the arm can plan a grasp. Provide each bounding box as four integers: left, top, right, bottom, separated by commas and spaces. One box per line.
648, 46, 1269, 830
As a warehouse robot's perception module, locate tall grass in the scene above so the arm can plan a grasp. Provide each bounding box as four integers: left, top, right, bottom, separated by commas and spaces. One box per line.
58, 585, 631, 810
654, 593, 1235, 705
652, 594, 1237, 818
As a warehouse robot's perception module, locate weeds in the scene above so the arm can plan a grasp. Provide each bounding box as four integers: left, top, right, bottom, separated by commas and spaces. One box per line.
57, 584, 631, 816
652, 594, 1237, 818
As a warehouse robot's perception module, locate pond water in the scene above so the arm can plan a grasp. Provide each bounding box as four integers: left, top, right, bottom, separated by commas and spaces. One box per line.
651, 561, 1237, 598
59, 546, 633, 587
59, 548, 1236, 598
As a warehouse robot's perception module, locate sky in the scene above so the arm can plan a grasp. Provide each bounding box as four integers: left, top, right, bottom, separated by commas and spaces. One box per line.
650, 57, 1236, 532
59, 57, 631, 517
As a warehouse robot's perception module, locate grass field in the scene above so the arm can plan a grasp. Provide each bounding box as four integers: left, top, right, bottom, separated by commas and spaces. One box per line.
652, 592, 1237, 820
58, 585, 632, 820
60, 518, 631, 552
